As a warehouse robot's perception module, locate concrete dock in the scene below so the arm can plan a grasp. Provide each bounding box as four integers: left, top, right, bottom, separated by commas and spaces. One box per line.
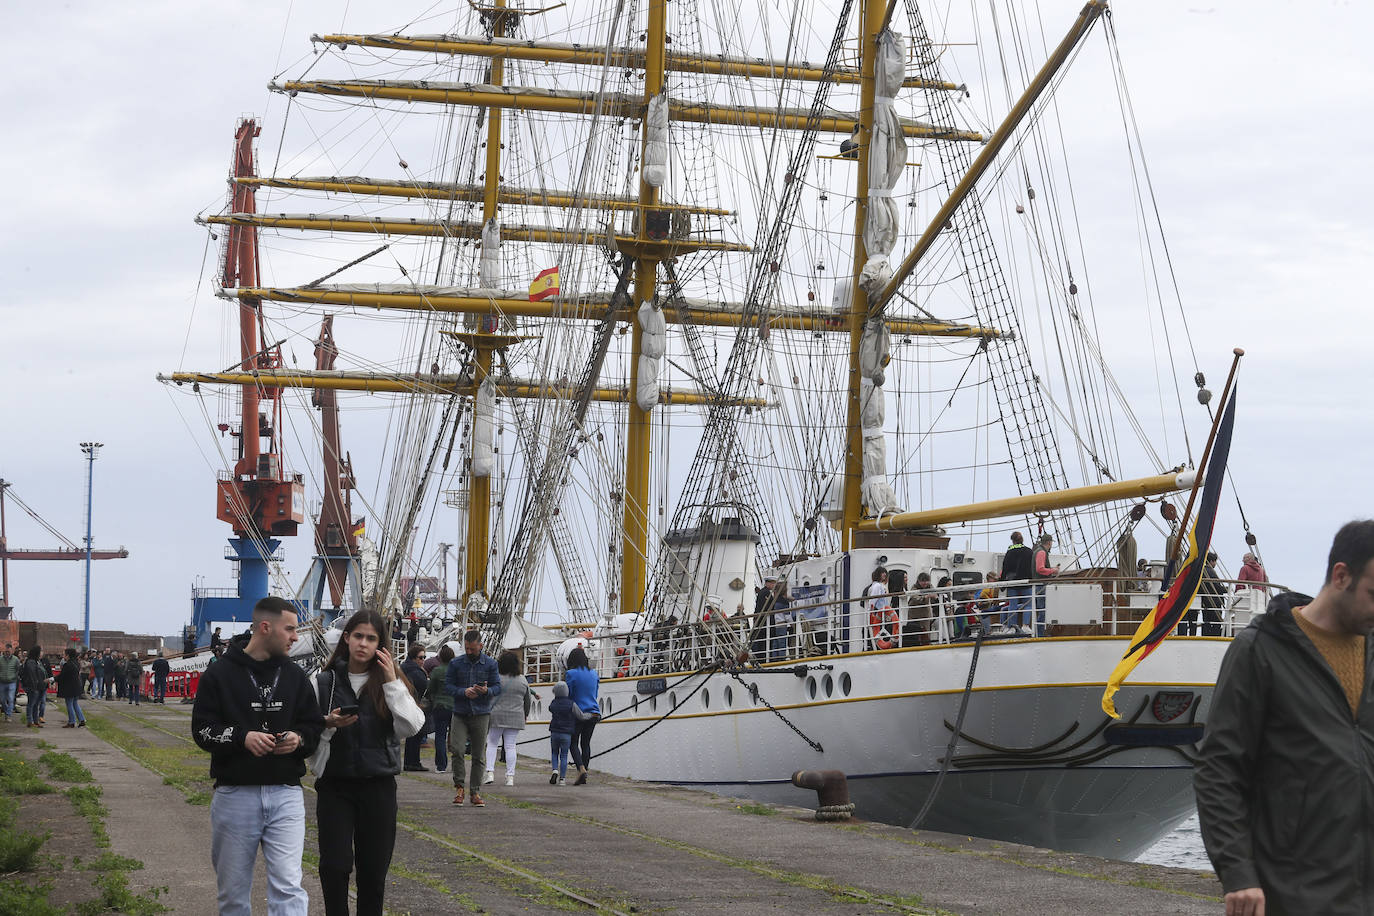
4, 700, 1223, 914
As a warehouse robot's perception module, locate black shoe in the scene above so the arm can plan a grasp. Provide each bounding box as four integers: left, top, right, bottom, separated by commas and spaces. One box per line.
574, 772, 588, 786
403, 764, 429, 772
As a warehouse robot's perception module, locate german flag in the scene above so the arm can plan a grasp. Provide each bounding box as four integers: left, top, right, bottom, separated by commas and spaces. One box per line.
1102, 385, 1237, 718
528, 266, 561, 301
351, 520, 365, 539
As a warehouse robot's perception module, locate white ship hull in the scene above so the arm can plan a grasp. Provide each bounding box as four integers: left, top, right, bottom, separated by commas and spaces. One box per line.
530, 635, 1225, 859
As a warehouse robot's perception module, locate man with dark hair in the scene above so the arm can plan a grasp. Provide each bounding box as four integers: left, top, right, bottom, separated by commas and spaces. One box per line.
192, 595, 324, 915
0, 643, 18, 722
1001, 532, 1034, 635
1196, 519, 1374, 916
444, 629, 501, 807
101, 649, 117, 700
151, 654, 171, 704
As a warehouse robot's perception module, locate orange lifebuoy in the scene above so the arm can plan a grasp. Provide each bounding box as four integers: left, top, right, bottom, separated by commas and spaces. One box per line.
612, 645, 630, 678
869, 608, 899, 650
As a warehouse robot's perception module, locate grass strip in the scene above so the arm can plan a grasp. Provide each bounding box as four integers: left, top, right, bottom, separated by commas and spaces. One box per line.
40, 750, 94, 783
66, 785, 111, 848
84, 714, 213, 806
0, 747, 55, 795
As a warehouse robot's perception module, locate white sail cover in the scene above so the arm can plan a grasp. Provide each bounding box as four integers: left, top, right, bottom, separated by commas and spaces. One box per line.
479, 217, 500, 288
859, 322, 900, 513
643, 91, 670, 188
860, 30, 908, 296
636, 300, 667, 412
471, 376, 496, 477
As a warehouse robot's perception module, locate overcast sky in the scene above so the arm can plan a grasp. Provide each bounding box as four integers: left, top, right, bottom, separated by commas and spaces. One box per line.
1, 0, 1370, 640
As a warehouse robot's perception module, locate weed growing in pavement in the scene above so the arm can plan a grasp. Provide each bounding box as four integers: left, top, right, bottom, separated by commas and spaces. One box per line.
74, 870, 167, 916
0, 795, 49, 873
0, 747, 54, 796
83, 715, 213, 805
65, 785, 111, 848
0, 879, 64, 916
40, 750, 94, 783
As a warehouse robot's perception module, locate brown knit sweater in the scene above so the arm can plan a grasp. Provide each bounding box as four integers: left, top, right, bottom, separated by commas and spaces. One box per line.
1294, 605, 1366, 718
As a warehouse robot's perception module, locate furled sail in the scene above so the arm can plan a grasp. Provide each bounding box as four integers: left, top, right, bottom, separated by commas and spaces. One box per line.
859, 30, 907, 296
636, 300, 667, 412
643, 90, 669, 188
471, 376, 496, 477
856, 29, 906, 515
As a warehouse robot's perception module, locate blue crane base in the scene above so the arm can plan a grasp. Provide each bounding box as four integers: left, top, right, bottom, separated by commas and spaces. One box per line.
190, 537, 304, 647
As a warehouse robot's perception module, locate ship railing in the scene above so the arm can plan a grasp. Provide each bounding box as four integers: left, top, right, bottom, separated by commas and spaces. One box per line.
520, 574, 1288, 679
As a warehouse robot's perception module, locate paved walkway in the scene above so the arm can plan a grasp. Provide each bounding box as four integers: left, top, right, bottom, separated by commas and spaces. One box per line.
7, 698, 1223, 915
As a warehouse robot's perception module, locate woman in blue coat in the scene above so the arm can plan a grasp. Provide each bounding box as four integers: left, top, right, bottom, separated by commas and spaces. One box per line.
563, 647, 601, 785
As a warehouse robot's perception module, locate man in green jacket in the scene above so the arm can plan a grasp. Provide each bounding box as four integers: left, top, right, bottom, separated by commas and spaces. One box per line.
0, 643, 20, 721
1196, 520, 1374, 916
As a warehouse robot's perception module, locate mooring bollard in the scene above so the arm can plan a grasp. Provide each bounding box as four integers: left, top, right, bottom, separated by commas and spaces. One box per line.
791, 769, 855, 821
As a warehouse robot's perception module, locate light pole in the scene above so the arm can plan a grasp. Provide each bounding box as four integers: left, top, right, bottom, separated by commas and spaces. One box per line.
80, 442, 103, 649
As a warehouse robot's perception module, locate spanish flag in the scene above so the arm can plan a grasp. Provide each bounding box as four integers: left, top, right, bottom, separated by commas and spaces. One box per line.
1101, 385, 1237, 718
528, 266, 560, 301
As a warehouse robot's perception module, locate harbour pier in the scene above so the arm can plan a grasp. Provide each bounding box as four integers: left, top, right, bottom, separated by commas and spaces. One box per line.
3, 702, 1222, 914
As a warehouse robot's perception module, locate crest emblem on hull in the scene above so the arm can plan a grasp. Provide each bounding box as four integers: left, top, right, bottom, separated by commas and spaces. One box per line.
1151, 691, 1196, 723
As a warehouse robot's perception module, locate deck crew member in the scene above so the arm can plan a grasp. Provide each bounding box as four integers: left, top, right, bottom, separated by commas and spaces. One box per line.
1001, 531, 1034, 634
1031, 534, 1060, 636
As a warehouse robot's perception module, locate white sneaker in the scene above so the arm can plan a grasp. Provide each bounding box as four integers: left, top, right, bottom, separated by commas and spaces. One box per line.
505, 774, 515, 787
557, 777, 567, 786
483, 770, 495, 785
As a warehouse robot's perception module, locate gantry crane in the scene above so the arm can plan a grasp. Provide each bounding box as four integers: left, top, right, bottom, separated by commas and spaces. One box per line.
0, 480, 129, 618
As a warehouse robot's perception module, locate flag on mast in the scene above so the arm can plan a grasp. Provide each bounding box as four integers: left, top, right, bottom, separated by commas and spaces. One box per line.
1101, 385, 1237, 719
528, 266, 561, 301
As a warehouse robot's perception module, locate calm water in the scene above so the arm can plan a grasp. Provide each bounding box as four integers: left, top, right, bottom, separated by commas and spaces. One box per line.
1136, 810, 1210, 870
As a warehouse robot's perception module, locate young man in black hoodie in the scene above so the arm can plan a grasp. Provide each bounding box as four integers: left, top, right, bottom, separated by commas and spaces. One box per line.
192, 596, 324, 916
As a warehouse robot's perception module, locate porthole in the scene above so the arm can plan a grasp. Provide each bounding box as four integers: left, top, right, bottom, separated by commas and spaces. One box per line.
669, 691, 678, 708
650, 694, 658, 712
632, 695, 640, 711
702, 688, 711, 709
839, 672, 852, 696
724, 685, 733, 707
806, 676, 817, 699
823, 674, 834, 698
605, 697, 613, 714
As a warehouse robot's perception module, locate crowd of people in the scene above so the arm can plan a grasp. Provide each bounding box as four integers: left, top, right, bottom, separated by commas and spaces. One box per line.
0, 643, 177, 726
189, 597, 602, 915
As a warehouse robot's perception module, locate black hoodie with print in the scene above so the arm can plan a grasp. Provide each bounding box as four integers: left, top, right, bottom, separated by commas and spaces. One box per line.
191, 634, 324, 787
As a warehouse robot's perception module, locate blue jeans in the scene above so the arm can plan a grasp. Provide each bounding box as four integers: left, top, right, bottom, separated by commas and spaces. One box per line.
432, 708, 451, 772
1005, 586, 1031, 628
0, 681, 15, 717
26, 690, 45, 725
550, 732, 572, 778
65, 696, 85, 724
92, 673, 104, 698
210, 784, 308, 916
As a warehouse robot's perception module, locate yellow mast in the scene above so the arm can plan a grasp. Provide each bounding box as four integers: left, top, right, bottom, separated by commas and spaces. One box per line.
622, 0, 668, 617
840, 0, 888, 548
464, 0, 514, 604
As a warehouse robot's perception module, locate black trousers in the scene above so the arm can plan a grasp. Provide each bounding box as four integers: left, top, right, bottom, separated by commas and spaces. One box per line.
316, 774, 398, 916
571, 718, 597, 770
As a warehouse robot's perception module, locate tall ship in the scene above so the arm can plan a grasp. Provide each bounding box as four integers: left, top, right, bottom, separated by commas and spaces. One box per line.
161, 0, 1276, 858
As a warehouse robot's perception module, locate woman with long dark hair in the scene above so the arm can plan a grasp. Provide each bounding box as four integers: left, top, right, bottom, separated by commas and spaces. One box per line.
57, 647, 86, 727
563, 646, 600, 785
309, 610, 424, 916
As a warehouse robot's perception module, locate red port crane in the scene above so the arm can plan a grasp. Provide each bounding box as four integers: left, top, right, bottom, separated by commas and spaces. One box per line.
0, 480, 129, 615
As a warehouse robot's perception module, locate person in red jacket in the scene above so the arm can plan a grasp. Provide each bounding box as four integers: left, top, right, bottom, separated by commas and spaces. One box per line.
1031, 534, 1060, 637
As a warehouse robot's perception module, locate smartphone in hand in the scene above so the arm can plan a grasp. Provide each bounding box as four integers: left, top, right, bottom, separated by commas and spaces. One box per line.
337, 704, 360, 716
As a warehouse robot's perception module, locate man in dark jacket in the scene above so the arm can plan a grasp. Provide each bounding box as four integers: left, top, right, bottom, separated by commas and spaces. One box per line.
150, 655, 171, 704
1195, 520, 1374, 916
1001, 531, 1034, 634
444, 629, 501, 807
101, 650, 117, 700
192, 596, 323, 915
